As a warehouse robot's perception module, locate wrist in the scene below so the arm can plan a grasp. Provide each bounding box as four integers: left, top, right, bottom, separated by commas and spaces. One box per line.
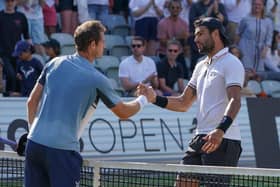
153, 96, 168, 108
216, 116, 233, 133
136, 95, 148, 110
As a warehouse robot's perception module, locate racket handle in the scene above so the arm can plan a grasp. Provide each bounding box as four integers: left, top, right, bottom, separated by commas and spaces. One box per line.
0, 137, 17, 151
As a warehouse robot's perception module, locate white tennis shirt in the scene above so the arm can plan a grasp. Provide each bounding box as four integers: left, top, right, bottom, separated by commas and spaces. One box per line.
188, 48, 245, 140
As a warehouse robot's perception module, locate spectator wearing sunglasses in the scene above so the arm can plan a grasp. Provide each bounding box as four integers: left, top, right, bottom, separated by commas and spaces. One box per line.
157, 0, 190, 78
119, 36, 162, 97
157, 39, 185, 96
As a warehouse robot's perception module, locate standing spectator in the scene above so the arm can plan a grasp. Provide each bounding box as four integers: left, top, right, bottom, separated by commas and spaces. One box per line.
180, 0, 197, 26
189, 0, 228, 72
157, 0, 190, 78
129, 0, 165, 56
13, 41, 43, 97
0, 0, 30, 96
223, 0, 251, 44
42, 38, 61, 62
17, 0, 46, 55
87, 0, 110, 23
56, 0, 78, 34
237, 0, 273, 72
266, 0, 280, 32
42, 0, 57, 37
112, 0, 130, 24
157, 39, 185, 96
119, 36, 162, 96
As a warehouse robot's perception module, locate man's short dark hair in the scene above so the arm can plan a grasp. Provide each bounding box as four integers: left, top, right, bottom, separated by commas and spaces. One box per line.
194, 17, 230, 46
166, 39, 182, 49
74, 20, 106, 51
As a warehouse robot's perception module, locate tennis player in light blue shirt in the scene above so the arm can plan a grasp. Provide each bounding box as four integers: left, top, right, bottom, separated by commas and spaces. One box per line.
25, 20, 154, 187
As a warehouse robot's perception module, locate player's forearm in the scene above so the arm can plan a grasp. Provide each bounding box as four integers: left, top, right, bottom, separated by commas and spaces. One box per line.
153, 86, 196, 112
223, 97, 241, 120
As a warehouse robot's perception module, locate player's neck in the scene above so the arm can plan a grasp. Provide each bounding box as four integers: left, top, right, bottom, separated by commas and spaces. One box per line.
208, 42, 224, 58
78, 51, 95, 64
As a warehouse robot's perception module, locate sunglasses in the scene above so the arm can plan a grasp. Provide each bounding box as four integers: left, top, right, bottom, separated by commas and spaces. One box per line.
168, 49, 178, 53
131, 44, 142, 48
171, 6, 181, 10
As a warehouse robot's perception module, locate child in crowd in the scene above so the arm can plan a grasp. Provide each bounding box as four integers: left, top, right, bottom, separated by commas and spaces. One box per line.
42, 39, 61, 62
13, 41, 43, 97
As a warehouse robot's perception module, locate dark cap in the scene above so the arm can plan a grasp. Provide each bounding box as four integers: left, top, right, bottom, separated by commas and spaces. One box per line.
42, 39, 61, 55
194, 17, 229, 46
12, 40, 32, 57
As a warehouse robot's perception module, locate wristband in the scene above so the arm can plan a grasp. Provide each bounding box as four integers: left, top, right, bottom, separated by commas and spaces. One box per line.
136, 95, 148, 110
153, 96, 168, 108
216, 116, 233, 133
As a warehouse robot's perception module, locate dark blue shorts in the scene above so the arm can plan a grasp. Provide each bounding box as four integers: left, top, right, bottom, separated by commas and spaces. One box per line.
57, 0, 77, 11
24, 140, 82, 187
135, 17, 158, 41
182, 134, 242, 167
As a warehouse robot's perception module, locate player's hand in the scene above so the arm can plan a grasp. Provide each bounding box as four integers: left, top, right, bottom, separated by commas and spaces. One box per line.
201, 129, 224, 154
136, 83, 156, 103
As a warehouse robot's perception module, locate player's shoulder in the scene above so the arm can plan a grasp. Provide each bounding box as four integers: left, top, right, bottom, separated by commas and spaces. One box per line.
224, 53, 244, 69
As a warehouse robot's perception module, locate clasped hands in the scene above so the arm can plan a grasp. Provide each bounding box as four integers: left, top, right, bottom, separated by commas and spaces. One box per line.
136, 83, 156, 103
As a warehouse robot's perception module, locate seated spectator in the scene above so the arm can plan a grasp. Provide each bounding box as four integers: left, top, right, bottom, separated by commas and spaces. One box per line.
264, 30, 280, 72
13, 41, 43, 97
119, 36, 162, 97
157, 39, 185, 96
42, 39, 61, 62
157, 0, 190, 78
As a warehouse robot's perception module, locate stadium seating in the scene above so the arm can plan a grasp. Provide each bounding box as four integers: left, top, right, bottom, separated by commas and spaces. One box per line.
246, 80, 262, 95
50, 33, 75, 55
104, 34, 126, 55
111, 25, 131, 37
111, 45, 131, 58
102, 14, 127, 31
95, 55, 120, 73
261, 80, 280, 97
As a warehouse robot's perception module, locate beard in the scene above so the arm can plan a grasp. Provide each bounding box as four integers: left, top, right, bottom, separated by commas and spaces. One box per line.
197, 37, 215, 54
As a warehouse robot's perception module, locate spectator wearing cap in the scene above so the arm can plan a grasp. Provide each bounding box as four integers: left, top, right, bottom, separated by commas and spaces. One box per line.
13, 41, 43, 97
0, 0, 30, 96
42, 39, 61, 62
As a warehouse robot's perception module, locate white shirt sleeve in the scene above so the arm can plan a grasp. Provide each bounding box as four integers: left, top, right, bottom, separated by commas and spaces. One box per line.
224, 58, 245, 88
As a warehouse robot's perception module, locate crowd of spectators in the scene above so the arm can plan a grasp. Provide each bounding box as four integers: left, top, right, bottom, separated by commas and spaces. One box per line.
0, 0, 280, 98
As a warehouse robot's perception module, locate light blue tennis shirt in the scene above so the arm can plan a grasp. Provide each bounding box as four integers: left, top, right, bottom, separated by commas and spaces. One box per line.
28, 54, 122, 152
